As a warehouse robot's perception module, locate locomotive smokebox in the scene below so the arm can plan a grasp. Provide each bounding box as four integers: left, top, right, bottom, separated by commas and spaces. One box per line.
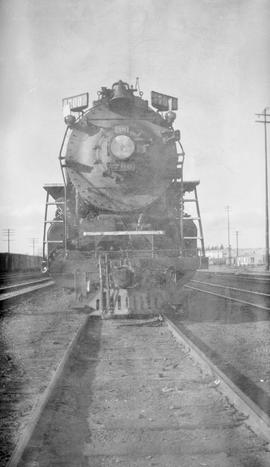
64, 81, 178, 213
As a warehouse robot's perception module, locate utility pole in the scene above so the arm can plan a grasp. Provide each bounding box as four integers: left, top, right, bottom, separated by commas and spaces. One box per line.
236, 230, 239, 266
225, 206, 231, 266
2, 229, 15, 253
256, 107, 270, 271
29, 238, 38, 256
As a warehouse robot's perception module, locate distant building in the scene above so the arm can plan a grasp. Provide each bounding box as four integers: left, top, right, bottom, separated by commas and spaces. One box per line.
205, 247, 265, 267
205, 247, 225, 265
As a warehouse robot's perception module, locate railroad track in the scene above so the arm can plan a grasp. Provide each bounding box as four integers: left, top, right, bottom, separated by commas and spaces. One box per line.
164, 316, 270, 439
6, 313, 270, 467
0, 271, 44, 283
0, 277, 54, 302
215, 271, 270, 283
196, 270, 270, 291
185, 274, 270, 311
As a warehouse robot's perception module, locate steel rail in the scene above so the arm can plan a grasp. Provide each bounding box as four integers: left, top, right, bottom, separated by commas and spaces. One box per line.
0, 279, 54, 302
191, 279, 270, 297
0, 271, 42, 279
164, 316, 270, 442
0, 278, 50, 293
199, 271, 270, 283
184, 284, 270, 311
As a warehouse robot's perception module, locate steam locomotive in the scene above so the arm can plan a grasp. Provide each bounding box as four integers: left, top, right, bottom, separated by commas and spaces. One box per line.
42, 79, 206, 315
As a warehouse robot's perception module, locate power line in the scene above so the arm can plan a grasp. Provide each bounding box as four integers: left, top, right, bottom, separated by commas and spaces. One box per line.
256, 107, 270, 271
2, 229, 15, 254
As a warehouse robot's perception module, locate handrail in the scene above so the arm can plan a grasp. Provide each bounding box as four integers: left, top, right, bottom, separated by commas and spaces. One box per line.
58, 127, 70, 256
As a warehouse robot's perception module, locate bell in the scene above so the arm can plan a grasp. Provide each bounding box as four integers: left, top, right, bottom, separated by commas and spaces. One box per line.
111, 80, 131, 103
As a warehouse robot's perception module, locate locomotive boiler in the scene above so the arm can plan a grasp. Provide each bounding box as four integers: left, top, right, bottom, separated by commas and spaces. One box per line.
42, 79, 206, 315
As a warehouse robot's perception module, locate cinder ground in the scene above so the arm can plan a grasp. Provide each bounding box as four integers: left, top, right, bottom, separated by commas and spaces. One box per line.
176, 286, 270, 400
0, 286, 86, 466
19, 318, 270, 467
185, 320, 270, 395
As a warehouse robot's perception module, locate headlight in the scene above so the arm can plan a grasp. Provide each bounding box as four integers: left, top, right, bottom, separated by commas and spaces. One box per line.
110, 135, 135, 160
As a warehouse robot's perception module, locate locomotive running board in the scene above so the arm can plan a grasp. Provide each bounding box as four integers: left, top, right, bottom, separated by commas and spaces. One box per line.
83, 230, 165, 236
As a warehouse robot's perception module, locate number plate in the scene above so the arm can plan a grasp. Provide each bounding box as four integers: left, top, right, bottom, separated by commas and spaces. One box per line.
151, 91, 178, 111
62, 93, 89, 112
114, 125, 130, 134
108, 162, 136, 172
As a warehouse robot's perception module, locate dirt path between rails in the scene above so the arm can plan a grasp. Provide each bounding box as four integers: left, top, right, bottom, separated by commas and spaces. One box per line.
18, 318, 270, 467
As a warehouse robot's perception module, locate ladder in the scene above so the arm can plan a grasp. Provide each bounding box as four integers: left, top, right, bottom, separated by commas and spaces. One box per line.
42, 184, 66, 263
175, 141, 205, 257
42, 127, 71, 265
182, 185, 205, 257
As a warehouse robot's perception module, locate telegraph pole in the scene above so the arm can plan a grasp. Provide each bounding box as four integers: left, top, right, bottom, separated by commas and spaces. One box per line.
2, 229, 15, 253
235, 230, 239, 265
256, 108, 270, 271
225, 206, 231, 266
29, 238, 38, 256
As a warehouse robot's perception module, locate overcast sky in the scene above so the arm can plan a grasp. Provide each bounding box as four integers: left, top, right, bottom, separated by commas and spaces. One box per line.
0, 0, 269, 255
